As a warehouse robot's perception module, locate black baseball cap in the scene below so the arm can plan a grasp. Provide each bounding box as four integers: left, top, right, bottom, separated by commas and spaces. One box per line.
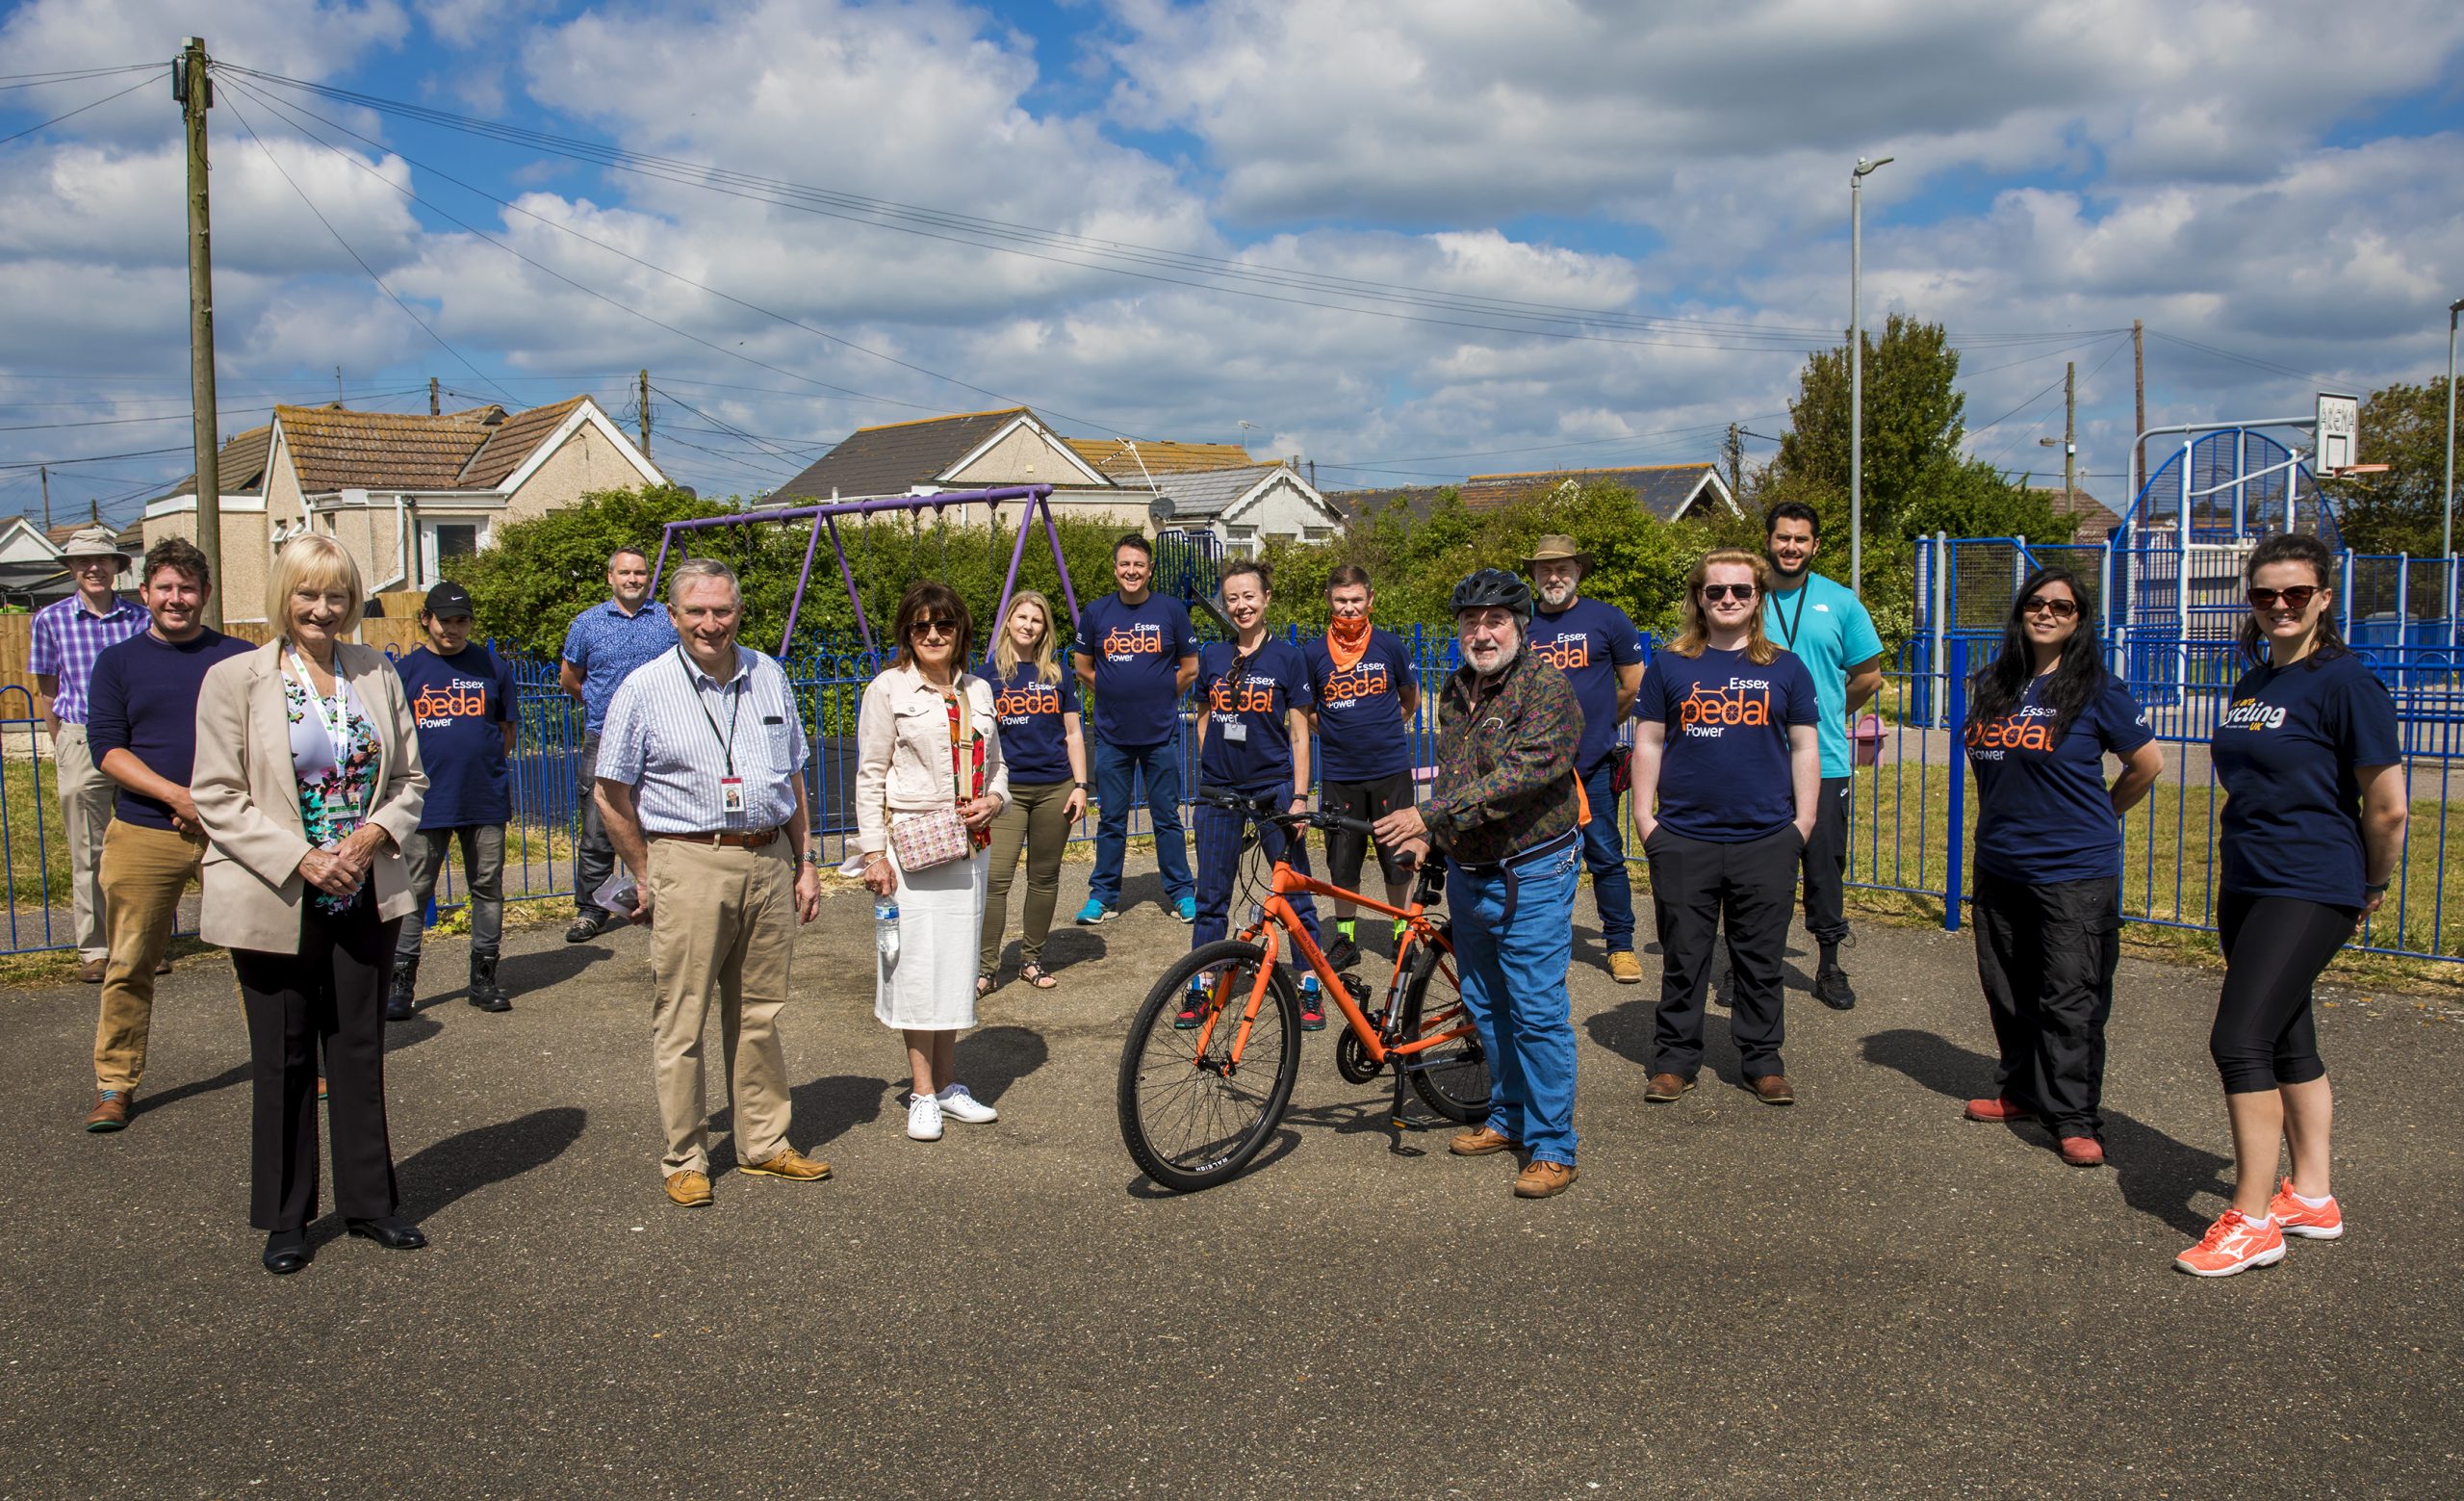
424, 581, 475, 618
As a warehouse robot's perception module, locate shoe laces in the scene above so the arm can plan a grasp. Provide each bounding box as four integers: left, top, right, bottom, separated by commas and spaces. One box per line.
2194, 1210, 2254, 1252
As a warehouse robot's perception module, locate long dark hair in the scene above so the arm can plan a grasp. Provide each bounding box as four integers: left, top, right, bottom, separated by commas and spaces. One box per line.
2238, 532, 2348, 668
1965, 567, 2106, 735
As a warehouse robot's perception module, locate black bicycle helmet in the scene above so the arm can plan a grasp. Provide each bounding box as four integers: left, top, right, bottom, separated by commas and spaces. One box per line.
1449, 567, 1533, 622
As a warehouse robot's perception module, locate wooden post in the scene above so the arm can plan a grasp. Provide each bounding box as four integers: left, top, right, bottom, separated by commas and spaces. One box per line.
429, 375, 440, 416
182, 36, 224, 630
2064, 360, 2076, 514
638, 369, 652, 456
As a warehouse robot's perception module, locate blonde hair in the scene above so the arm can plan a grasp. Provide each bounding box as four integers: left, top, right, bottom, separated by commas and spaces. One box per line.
1668, 548, 1780, 665
267, 532, 365, 634
989, 589, 1062, 686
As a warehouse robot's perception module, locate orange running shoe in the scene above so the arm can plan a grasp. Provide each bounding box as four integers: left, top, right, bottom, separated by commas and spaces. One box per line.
2173, 1208, 2286, 1278
2268, 1179, 2345, 1240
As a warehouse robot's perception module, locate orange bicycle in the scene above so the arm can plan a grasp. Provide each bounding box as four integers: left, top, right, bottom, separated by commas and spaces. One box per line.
1117, 790, 1490, 1192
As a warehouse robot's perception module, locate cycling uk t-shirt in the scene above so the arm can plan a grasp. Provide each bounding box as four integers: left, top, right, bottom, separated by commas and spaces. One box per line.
988, 658, 1079, 786
2210, 651, 2400, 908
1072, 592, 1196, 749
1527, 597, 1647, 775
1304, 627, 1414, 783
1197, 636, 1314, 791
1964, 672, 2153, 885
1631, 644, 1817, 841
396, 644, 520, 828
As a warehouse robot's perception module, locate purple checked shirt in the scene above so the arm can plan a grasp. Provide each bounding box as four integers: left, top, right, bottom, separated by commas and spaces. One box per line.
29, 593, 148, 724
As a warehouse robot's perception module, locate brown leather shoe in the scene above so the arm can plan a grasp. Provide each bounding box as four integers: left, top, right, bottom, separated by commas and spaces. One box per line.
663, 1170, 713, 1206
154, 957, 173, 975
1606, 950, 1644, 985
84, 1089, 133, 1133
1644, 1072, 1696, 1102
1449, 1125, 1518, 1156
1513, 1160, 1579, 1199
1747, 1074, 1795, 1106
740, 1148, 832, 1181
77, 960, 105, 984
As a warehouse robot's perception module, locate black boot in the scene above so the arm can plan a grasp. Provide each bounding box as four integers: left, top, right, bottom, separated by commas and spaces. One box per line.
385, 958, 418, 1022
468, 951, 510, 1013
1813, 943, 1857, 1011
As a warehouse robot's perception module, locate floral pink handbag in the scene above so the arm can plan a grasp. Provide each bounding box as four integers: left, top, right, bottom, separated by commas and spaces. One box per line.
886, 686, 981, 871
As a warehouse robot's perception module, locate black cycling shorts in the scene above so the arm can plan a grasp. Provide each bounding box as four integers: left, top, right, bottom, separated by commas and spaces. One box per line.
1320, 772, 1417, 889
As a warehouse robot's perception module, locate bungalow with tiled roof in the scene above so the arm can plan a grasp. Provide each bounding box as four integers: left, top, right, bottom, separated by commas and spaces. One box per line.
145, 396, 664, 621
772, 407, 1142, 528
1342, 462, 1739, 526
1148, 463, 1347, 557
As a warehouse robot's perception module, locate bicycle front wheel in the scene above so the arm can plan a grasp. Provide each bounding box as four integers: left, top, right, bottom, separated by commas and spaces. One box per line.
1398, 921, 1492, 1124
1118, 940, 1302, 1193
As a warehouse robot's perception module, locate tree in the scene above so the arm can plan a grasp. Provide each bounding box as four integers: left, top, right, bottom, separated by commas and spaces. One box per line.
1776, 313, 1969, 542
2327, 377, 2456, 556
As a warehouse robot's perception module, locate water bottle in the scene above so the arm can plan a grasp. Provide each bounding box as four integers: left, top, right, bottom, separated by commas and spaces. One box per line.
874, 896, 900, 966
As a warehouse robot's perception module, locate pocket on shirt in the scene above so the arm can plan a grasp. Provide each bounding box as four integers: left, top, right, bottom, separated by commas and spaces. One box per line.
764, 721, 799, 774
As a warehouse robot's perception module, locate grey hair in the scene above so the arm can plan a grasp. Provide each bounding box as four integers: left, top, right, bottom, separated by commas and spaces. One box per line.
666, 556, 741, 608
607, 545, 651, 570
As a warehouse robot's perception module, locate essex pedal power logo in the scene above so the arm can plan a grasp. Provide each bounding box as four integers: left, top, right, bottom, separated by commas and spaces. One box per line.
995, 682, 1065, 722
2219, 696, 2289, 733
1102, 621, 1164, 661
1209, 671, 1279, 715
1530, 630, 1591, 673
1677, 678, 1774, 738
1964, 703, 2057, 760
1318, 660, 1391, 708
412, 679, 493, 730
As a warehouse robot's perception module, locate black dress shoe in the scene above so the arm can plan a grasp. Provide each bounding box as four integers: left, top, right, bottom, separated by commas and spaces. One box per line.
262, 1229, 311, 1276
345, 1217, 427, 1251
563, 912, 610, 944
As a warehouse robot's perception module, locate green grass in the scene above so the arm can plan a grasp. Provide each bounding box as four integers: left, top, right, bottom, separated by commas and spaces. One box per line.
1, 760, 71, 907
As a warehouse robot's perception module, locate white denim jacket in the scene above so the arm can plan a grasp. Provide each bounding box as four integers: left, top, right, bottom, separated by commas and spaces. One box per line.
855, 661, 1008, 858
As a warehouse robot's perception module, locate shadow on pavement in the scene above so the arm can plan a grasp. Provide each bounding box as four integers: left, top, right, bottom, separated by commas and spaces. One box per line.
395, 1105, 587, 1224
955, 1024, 1048, 1105
785, 1074, 895, 1151
500, 944, 617, 993
132, 1060, 251, 1118
1861, 1027, 2231, 1236
1583, 996, 1744, 1082
1125, 1126, 1300, 1200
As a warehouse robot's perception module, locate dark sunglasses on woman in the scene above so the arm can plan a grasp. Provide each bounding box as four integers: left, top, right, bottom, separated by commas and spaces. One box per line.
2246, 585, 2319, 611
911, 617, 959, 638
2021, 595, 2079, 619
1701, 583, 1758, 602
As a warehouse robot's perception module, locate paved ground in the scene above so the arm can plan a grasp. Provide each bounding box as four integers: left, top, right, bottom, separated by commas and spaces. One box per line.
3, 858, 2459, 1498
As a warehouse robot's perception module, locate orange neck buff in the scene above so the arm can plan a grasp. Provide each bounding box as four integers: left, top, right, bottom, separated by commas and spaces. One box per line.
1325, 613, 1373, 670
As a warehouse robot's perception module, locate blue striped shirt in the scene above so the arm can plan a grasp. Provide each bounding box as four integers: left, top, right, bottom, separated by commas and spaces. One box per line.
560, 598, 680, 733
29, 593, 147, 723
596, 644, 808, 834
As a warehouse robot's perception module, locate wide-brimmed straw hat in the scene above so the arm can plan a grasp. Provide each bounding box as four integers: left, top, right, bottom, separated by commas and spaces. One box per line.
1521, 533, 1591, 575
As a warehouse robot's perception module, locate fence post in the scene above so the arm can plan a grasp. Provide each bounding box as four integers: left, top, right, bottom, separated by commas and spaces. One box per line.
1931, 531, 1949, 729
1942, 637, 1967, 933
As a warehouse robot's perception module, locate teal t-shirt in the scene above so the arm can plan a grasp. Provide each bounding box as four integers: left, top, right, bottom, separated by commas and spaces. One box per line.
1760, 572, 1884, 778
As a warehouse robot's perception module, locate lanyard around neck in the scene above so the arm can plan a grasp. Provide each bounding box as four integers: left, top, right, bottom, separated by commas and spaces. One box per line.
1773, 579, 1812, 651
679, 645, 746, 775
284, 643, 350, 768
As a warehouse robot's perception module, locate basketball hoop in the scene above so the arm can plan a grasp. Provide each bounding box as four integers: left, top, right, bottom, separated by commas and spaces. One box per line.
2327, 464, 2390, 479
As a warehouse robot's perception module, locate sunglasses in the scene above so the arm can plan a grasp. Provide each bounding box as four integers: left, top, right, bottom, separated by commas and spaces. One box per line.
1700, 583, 1758, 602
2020, 595, 2079, 619
911, 618, 959, 639
2247, 585, 2321, 612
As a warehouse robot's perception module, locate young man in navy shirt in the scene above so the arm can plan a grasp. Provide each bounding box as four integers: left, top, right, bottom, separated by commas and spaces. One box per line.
1523, 535, 1648, 983
1072, 534, 1199, 924
81, 538, 254, 1132
1304, 564, 1419, 971
392, 582, 521, 1020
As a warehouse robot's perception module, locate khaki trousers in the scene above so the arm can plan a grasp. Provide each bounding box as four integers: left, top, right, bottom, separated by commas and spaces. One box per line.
54, 725, 116, 961
94, 819, 206, 1091
647, 838, 797, 1178
978, 777, 1075, 976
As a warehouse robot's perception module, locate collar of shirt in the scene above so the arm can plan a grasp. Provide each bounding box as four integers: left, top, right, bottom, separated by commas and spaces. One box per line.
75, 593, 143, 622
602, 597, 660, 622
678, 643, 753, 688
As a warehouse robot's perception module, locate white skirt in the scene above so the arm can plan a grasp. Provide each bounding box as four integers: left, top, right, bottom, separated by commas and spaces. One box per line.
875, 840, 986, 1031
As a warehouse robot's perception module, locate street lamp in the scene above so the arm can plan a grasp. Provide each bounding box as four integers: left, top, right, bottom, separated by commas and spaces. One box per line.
2446, 297, 2461, 559
1849, 154, 1893, 593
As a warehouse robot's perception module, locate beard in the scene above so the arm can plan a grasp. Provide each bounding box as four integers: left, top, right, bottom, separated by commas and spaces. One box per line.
1767, 553, 1810, 583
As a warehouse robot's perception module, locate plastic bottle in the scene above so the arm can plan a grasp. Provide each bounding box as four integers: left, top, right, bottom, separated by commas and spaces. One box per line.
875, 896, 900, 965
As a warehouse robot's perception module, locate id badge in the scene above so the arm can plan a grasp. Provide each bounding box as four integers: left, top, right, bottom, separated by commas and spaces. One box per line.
1220, 719, 1248, 743
720, 777, 746, 815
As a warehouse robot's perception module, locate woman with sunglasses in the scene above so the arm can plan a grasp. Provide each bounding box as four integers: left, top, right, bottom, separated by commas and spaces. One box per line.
1960, 569, 2162, 1168
1630, 550, 1819, 1105
2176, 533, 2405, 1276
856, 583, 1009, 1143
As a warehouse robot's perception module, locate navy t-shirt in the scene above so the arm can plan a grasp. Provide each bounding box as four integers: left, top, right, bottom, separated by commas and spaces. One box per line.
396, 644, 520, 829
1964, 672, 2154, 885
1197, 637, 1314, 790
85, 628, 256, 830
1305, 628, 1415, 783
1632, 645, 1817, 841
1073, 592, 1196, 748
989, 658, 1079, 786
1527, 597, 1648, 774
2211, 652, 2401, 908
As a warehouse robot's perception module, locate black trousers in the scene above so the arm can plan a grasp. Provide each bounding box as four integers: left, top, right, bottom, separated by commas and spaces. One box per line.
2212, 891, 2354, 1095
230, 889, 404, 1232
1646, 826, 1801, 1078
1796, 776, 1852, 948
1970, 872, 2122, 1137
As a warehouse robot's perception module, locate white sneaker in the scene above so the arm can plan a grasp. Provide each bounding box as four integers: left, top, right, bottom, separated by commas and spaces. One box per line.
906, 1092, 943, 1141
937, 1083, 998, 1125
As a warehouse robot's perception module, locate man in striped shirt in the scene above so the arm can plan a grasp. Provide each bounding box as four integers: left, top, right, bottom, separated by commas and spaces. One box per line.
31, 527, 149, 980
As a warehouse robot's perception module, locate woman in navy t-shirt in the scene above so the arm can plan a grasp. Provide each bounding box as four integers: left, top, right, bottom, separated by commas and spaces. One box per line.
976, 591, 1088, 996
1629, 549, 1820, 1104
1959, 567, 2162, 1167
2177, 533, 2407, 1278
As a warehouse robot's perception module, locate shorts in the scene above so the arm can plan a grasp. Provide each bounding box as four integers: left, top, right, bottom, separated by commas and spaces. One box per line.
1320, 771, 1417, 889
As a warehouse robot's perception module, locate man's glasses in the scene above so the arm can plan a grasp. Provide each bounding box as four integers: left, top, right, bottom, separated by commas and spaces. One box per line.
2020, 596, 2079, 619
1700, 583, 1758, 602
911, 618, 959, 639
2247, 585, 2320, 612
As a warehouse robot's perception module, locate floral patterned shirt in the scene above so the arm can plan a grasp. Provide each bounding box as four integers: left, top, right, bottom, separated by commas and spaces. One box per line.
1423, 643, 1582, 867
285, 674, 381, 915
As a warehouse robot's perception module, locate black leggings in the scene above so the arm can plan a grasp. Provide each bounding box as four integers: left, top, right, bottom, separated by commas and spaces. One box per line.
2211, 892, 2357, 1095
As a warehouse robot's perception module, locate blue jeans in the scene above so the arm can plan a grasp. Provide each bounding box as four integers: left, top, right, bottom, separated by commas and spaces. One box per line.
1090, 738, 1194, 909
1191, 789, 1320, 956
1580, 761, 1636, 952
1449, 836, 1581, 1167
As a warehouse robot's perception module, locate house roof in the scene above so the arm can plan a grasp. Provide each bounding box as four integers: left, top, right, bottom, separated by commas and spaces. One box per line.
772, 408, 1034, 502
1065, 438, 1251, 481
1342, 462, 1732, 524
163, 424, 274, 497
2028, 484, 2123, 543
458, 395, 589, 488
276, 403, 508, 491
1154, 464, 1292, 521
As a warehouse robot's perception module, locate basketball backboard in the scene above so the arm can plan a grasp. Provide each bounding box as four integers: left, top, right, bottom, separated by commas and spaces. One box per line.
2316, 392, 2359, 471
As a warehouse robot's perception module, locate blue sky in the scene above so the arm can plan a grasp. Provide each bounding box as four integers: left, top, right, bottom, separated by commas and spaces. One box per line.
2, 0, 2459, 530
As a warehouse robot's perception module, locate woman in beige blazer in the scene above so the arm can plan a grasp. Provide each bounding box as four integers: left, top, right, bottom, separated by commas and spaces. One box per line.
192, 535, 428, 1276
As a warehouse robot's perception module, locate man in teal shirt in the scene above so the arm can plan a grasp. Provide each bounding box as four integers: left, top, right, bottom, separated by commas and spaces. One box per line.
1761, 503, 1885, 1010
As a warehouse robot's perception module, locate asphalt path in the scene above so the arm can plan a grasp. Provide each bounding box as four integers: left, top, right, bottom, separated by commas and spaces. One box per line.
3, 859, 2458, 1498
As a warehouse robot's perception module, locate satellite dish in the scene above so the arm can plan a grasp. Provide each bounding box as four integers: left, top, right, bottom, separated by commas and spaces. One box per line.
1149, 495, 1176, 525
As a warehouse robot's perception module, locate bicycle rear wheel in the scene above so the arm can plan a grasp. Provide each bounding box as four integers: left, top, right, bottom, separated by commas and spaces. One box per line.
1118, 941, 1302, 1193
1397, 922, 1491, 1124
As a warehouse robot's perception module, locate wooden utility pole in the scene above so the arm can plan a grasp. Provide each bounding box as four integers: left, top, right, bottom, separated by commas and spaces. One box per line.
637, 369, 652, 456
429, 375, 440, 415
38, 465, 50, 530
180, 36, 224, 629
2061, 361, 2077, 512
2132, 319, 2146, 505
1725, 423, 1743, 498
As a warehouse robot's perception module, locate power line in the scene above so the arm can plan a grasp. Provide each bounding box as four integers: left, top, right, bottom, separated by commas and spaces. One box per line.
2144, 328, 2344, 387
0, 389, 425, 432
0, 73, 154, 148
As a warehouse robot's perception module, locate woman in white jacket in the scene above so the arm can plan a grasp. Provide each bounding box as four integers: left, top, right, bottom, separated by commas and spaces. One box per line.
856, 582, 1009, 1141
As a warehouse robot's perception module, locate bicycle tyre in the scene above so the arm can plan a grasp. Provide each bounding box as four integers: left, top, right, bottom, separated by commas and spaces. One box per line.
1117, 940, 1303, 1193
1397, 921, 1492, 1124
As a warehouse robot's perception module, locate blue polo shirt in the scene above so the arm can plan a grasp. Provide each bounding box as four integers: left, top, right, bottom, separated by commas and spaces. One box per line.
1304, 628, 1415, 783
1762, 572, 1884, 779
988, 658, 1079, 786
1072, 591, 1196, 749
2211, 652, 2401, 909
560, 598, 679, 734
1527, 596, 1647, 775
1197, 637, 1314, 790
1965, 673, 2154, 884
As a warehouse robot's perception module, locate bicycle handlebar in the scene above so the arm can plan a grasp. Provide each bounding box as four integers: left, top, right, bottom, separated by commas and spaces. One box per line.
1195, 789, 1429, 872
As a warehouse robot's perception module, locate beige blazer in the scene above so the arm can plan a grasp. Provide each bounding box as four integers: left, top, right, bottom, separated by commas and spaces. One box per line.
192, 638, 428, 953
854, 662, 1007, 857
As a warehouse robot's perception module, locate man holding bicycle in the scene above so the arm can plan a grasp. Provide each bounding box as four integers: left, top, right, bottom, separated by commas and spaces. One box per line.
1375, 569, 1585, 1200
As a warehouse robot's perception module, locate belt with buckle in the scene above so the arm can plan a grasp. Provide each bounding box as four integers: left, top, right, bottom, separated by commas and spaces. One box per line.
648, 827, 781, 849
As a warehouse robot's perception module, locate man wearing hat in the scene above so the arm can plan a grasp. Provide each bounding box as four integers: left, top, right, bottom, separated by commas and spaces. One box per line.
1522, 534, 1648, 984
31, 526, 150, 981
389, 581, 522, 1019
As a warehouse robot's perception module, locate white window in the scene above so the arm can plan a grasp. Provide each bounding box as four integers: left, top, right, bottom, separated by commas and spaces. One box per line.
418, 517, 488, 586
